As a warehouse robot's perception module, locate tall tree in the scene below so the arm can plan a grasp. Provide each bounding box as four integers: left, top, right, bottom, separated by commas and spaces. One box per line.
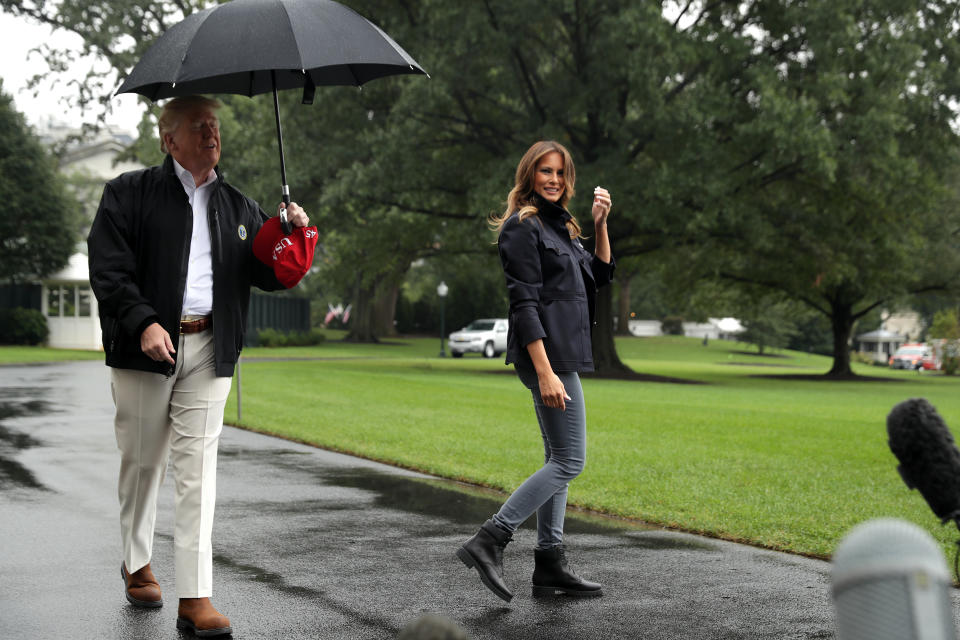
663, 0, 960, 377
316, 0, 686, 367
0, 82, 78, 283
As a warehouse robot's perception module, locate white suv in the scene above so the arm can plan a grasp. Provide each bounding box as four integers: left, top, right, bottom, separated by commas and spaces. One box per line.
448, 318, 508, 358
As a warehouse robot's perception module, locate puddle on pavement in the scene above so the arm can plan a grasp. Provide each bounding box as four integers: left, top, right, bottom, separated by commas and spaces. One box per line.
0, 398, 53, 491
618, 530, 717, 551
0, 423, 42, 450
0, 398, 51, 421
221, 446, 720, 552
312, 467, 627, 535
0, 456, 46, 490
310, 466, 717, 551
218, 446, 310, 459
213, 550, 328, 599
228, 498, 359, 519
204, 542, 403, 636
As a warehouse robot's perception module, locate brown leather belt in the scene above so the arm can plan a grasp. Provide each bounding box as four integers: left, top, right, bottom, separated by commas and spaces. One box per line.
180, 315, 212, 334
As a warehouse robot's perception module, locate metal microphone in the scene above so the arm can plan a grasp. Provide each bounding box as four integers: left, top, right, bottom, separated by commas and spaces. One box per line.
832, 518, 957, 640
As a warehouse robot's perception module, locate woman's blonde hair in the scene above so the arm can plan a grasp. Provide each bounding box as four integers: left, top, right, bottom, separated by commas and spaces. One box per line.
489, 140, 582, 238
157, 95, 222, 154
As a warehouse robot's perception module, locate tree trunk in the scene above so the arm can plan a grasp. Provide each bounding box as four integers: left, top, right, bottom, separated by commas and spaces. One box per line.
591, 285, 632, 374
826, 302, 854, 378
345, 276, 379, 343
373, 281, 400, 337
616, 277, 631, 336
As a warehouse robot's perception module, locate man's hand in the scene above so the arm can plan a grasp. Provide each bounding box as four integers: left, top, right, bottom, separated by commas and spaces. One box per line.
141, 322, 176, 364
278, 202, 310, 228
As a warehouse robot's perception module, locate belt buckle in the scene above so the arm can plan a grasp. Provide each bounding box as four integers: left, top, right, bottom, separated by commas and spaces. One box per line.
180, 315, 207, 334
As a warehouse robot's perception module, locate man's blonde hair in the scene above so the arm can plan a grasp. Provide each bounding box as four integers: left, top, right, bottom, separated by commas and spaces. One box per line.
157, 95, 222, 154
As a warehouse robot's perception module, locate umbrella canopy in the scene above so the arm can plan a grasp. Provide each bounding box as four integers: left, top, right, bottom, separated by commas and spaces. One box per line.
116, 0, 426, 99
116, 0, 427, 232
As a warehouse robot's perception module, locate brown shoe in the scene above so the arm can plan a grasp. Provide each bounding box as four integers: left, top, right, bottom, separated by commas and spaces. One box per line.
121, 562, 162, 608
176, 598, 232, 637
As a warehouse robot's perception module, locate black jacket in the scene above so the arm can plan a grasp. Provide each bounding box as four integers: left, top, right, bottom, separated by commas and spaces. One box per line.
498, 196, 615, 372
87, 155, 283, 377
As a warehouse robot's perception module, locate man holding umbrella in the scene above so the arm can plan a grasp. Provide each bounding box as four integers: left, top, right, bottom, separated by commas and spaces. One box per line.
88, 95, 309, 637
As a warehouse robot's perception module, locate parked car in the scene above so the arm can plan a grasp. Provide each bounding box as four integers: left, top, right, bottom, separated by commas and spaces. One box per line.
922, 339, 945, 371
888, 343, 930, 370
448, 318, 508, 358
921, 353, 942, 371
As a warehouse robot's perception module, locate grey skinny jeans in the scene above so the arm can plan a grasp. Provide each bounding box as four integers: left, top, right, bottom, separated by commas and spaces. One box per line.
492, 366, 586, 549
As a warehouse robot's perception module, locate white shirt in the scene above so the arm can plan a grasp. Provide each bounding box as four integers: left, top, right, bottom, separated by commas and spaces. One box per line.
173, 158, 216, 316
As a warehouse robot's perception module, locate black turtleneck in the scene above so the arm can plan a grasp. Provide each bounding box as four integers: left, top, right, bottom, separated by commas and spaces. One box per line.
531, 194, 573, 235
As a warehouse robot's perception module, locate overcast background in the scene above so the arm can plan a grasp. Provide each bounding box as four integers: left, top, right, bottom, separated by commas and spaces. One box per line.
0, 11, 143, 132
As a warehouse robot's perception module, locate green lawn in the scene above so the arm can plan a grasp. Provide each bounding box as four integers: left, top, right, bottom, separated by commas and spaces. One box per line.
228, 335, 960, 559
9, 336, 960, 560
0, 346, 103, 363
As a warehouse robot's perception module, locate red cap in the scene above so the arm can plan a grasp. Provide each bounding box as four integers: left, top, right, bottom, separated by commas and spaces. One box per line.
252, 216, 318, 288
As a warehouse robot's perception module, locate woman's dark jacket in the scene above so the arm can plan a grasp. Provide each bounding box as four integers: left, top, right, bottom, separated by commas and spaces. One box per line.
498, 196, 615, 372
87, 154, 283, 378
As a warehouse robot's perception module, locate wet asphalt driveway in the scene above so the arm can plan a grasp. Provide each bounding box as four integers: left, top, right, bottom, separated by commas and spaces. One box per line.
0, 360, 941, 639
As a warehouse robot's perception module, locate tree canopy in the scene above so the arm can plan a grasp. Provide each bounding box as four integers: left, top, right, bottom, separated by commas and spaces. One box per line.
665, 0, 960, 376
9, 0, 960, 376
0, 82, 78, 283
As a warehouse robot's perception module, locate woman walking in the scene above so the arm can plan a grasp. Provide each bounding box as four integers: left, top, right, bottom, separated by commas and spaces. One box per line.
457, 141, 614, 601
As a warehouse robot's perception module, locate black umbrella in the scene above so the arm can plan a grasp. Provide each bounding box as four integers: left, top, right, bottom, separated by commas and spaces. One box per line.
116, 0, 427, 231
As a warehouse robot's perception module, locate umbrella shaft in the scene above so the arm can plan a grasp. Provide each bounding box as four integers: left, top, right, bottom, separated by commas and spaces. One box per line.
272, 71, 289, 204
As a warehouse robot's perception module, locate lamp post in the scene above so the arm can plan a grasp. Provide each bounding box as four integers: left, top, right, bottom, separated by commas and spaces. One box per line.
437, 280, 448, 357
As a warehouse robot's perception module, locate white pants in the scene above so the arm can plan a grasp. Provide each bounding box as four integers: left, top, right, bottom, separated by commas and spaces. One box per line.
111, 329, 232, 598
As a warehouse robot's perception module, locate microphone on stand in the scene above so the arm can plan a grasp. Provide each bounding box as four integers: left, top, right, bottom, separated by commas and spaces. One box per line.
887, 398, 960, 527
832, 518, 957, 640
842, 398, 960, 639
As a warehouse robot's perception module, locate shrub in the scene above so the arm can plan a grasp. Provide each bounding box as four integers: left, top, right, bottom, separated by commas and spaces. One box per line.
849, 351, 876, 366
943, 353, 960, 376
286, 328, 326, 346
941, 341, 960, 375
256, 327, 327, 347
256, 328, 287, 347
306, 328, 327, 345
928, 310, 960, 375
0, 307, 49, 345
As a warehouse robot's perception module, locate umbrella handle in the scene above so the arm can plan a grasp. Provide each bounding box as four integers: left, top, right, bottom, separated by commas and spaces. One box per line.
279, 189, 293, 235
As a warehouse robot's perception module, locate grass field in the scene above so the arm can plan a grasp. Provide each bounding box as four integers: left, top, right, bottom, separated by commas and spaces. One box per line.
8, 336, 960, 560
225, 335, 960, 560
0, 346, 103, 364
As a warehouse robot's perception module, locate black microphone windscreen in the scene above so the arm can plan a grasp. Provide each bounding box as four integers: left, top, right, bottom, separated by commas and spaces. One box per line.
887, 398, 960, 522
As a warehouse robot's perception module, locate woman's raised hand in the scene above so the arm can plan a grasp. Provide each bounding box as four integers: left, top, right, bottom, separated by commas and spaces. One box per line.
592, 186, 612, 227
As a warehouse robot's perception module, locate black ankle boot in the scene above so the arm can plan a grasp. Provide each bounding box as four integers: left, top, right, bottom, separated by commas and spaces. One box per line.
532, 545, 602, 597
456, 519, 514, 602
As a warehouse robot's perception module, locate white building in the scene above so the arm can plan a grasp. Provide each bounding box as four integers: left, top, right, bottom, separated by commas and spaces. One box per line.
853, 311, 925, 364
628, 317, 745, 340
42, 253, 101, 349
882, 311, 923, 343
855, 328, 906, 364
628, 320, 664, 337
41, 123, 144, 349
